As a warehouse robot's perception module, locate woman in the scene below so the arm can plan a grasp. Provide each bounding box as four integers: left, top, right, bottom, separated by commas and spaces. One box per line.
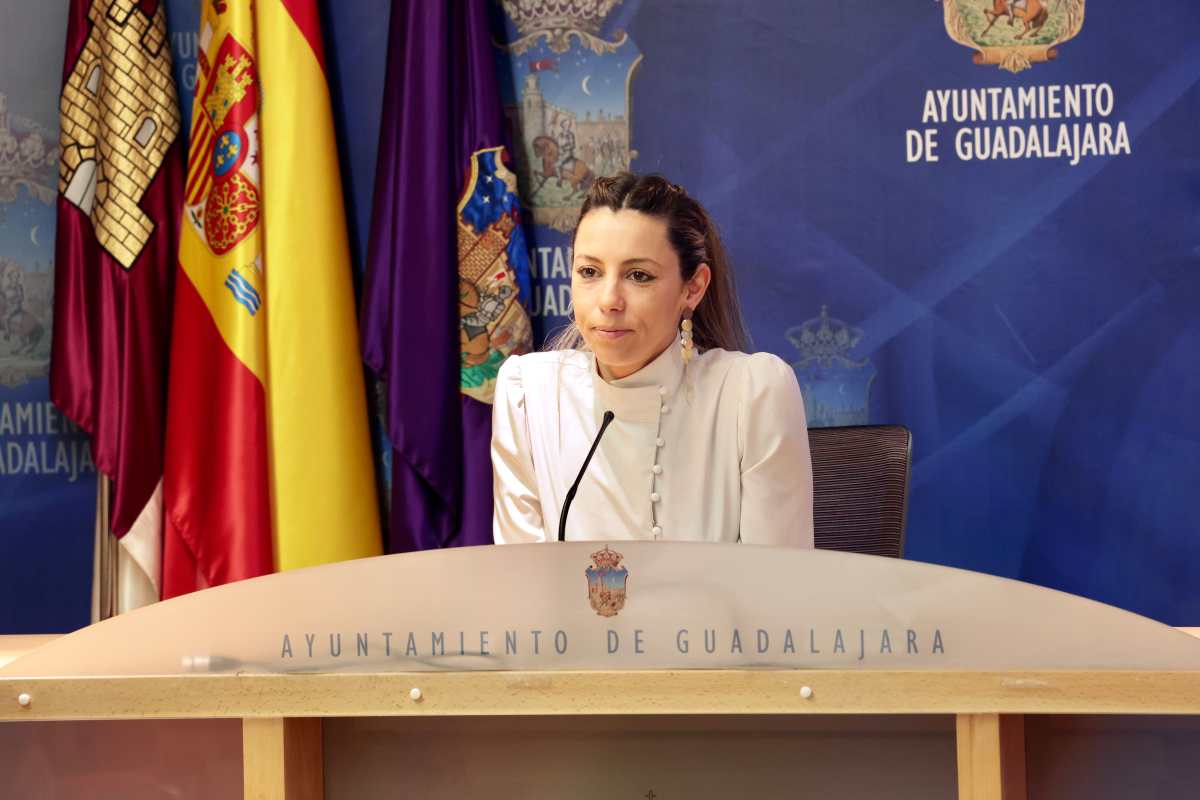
492, 173, 813, 546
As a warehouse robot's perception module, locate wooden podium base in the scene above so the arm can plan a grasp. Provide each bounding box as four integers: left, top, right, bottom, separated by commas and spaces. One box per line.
957, 713, 1026, 800
125, 668, 1194, 800
6, 638, 1200, 798
244, 717, 323, 800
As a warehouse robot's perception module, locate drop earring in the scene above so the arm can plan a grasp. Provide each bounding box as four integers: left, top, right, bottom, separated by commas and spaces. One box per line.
680, 310, 694, 363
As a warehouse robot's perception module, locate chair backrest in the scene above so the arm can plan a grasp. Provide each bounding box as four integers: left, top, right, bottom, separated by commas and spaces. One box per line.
807, 425, 912, 558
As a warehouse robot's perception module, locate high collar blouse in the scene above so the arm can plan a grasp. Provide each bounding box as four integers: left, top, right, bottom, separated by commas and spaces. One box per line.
491, 338, 814, 547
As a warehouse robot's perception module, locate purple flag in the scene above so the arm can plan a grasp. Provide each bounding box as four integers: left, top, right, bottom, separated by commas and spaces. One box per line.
362, 0, 533, 552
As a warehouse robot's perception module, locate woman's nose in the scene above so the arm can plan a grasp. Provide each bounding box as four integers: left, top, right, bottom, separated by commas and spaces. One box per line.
599, 276, 624, 312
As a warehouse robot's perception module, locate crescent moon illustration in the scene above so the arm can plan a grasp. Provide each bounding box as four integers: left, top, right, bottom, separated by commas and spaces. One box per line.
581, 75, 592, 96
30, 225, 39, 247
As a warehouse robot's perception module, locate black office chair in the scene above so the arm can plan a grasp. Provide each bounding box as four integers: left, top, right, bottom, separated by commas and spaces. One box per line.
807, 425, 912, 558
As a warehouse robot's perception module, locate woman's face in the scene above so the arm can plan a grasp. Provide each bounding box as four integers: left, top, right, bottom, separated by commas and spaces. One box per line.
571, 208, 710, 380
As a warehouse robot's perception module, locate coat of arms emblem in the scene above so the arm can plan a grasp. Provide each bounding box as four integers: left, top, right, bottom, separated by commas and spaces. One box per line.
457, 147, 533, 403
1, 93, 56, 385
496, 0, 642, 231
943, 0, 1085, 74
585, 545, 629, 618
787, 307, 876, 428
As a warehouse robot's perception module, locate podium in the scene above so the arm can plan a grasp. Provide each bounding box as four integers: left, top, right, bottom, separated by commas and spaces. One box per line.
3, 543, 1199, 798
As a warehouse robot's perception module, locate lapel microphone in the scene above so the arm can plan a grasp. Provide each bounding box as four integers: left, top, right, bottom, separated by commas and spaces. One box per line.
557, 410, 616, 542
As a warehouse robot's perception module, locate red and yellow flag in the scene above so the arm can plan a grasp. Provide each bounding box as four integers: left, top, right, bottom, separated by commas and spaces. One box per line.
163, 0, 380, 597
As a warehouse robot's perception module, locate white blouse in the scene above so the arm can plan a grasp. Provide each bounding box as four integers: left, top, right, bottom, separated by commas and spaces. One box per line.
491, 338, 814, 546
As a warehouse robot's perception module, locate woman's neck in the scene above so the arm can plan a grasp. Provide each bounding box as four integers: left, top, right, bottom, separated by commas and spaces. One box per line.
595, 336, 677, 383
596, 360, 639, 382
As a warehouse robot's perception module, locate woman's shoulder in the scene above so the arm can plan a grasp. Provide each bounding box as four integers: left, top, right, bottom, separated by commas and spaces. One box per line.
696, 349, 806, 439
497, 349, 591, 384
696, 347, 797, 388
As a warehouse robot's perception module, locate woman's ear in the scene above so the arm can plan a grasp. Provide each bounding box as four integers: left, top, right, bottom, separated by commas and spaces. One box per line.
685, 263, 712, 310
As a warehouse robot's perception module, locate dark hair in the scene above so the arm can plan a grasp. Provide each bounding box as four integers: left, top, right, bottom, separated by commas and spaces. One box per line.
550, 172, 751, 353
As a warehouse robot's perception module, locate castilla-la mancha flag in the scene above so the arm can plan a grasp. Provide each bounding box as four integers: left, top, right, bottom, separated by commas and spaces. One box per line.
163, 0, 381, 597
51, 0, 184, 615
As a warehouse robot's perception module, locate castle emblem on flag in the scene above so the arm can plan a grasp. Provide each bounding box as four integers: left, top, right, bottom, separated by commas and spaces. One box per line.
203, 52, 254, 127
58, 0, 180, 269
585, 546, 629, 618
457, 146, 533, 403
942, 0, 1085, 74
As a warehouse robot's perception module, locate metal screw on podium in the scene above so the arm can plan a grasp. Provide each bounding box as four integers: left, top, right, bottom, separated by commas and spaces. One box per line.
409, 687, 423, 702
800, 686, 814, 700
16, 693, 32, 708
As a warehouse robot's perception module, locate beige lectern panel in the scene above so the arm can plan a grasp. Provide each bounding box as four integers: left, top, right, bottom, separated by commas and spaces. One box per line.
0, 635, 58, 669
323, 715, 958, 800
0, 718, 242, 797
4, 543, 1200, 677
1024, 716, 1200, 798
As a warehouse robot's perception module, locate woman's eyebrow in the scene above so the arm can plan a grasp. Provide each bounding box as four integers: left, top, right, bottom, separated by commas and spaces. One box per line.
574, 253, 662, 268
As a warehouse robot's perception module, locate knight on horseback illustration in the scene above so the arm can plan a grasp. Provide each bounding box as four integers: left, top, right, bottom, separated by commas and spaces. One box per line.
942, 0, 1085, 73
530, 118, 594, 200
982, 0, 1049, 40
0, 262, 43, 356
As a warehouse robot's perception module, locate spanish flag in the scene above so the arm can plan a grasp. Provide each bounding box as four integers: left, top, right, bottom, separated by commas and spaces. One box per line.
163, 0, 380, 597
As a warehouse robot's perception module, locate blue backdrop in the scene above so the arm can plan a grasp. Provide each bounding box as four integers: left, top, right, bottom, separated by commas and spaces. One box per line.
489, 0, 1200, 623
2, 0, 1196, 630
0, 2, 94, 633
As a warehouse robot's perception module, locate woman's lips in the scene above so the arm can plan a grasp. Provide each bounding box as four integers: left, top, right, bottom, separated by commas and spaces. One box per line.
593, 328, 632, 340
